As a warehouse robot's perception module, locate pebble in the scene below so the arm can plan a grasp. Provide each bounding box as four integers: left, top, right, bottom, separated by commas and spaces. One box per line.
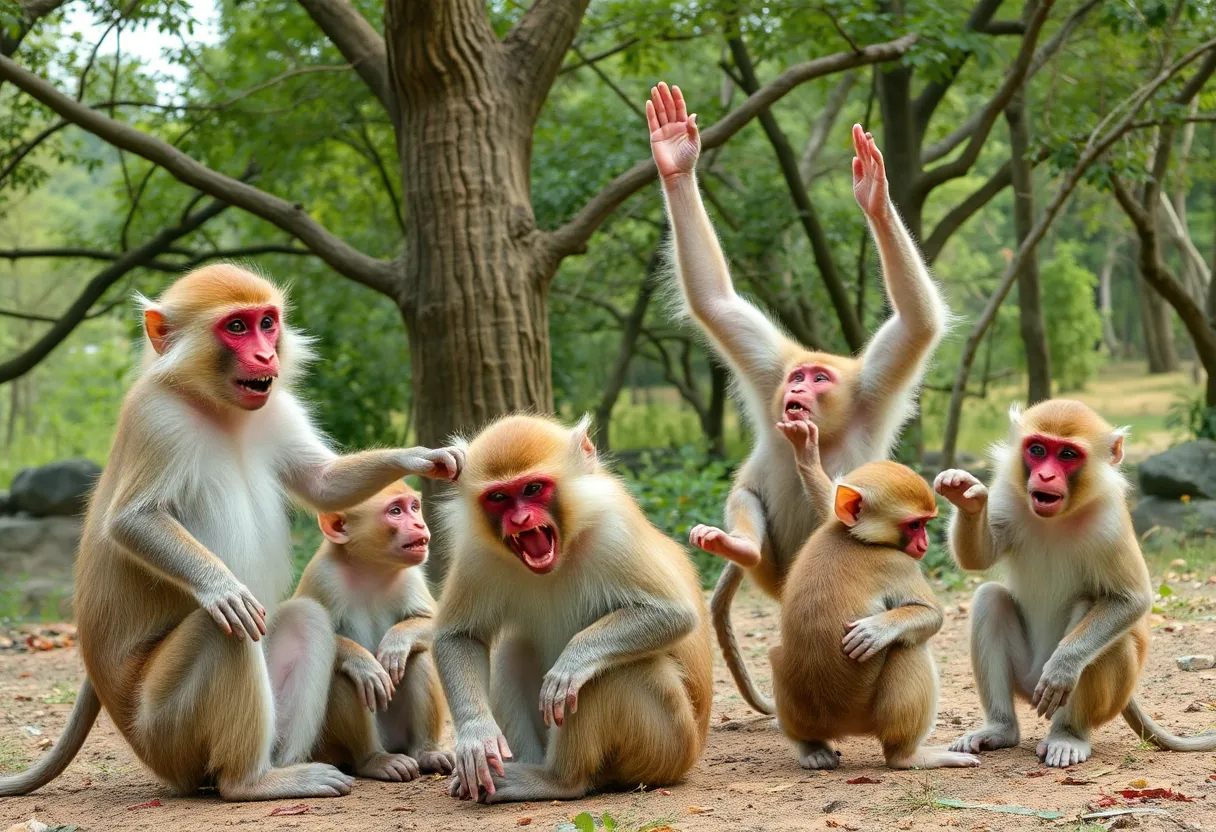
1176, 655, 1216, 671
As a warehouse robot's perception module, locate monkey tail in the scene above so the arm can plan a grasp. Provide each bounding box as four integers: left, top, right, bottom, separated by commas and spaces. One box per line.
711, 563, 775, 715
0, 677, 100, 795
1121, 696, 1216, 752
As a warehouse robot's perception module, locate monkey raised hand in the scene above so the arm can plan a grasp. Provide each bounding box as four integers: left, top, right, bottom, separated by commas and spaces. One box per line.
934, 469, 988, 515
408, 446, 466, 482
852, 124, 891, 224
648, 81, 699, 181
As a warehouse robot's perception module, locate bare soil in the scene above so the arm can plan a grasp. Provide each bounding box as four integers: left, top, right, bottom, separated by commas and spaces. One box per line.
3, 581, 1215, 832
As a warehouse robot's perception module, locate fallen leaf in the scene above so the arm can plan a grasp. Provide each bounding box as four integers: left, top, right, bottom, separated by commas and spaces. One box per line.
125, 799, 162, 811
18, 672, 30, 679
13, 694, 31, 701
1116, 788, 1193, 802
516, 818, 532, 826
269, 805, 310, 816
825, 821, 859, 830
0, 637, 12, 649
24, 636, 53, 652
1127, 779, 1148, 788
1184, 701, 1216, 712
1059, 776, 1092, 785
657, 788, 672, 796
932, 798, 1063, 820
1091, 796, 1120, 809
846, 776, 881, 784
687, 806, 713, 814
36, 738, 51, 749
1025, 770, 1048, 778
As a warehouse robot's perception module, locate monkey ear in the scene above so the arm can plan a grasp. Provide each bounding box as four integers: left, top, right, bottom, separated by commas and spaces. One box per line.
1110, 430, 1128, 465
570, 414, 597, 472
1007, 402, 1024, 427
833, 484, 864, 527
144, 309, 171, 355
318, 512, 350, 545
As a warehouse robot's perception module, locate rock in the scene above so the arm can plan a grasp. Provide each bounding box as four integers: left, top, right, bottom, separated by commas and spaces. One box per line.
1139, 439, 1216, 500
0, 515, 81, 618
1177, 655, 1216, 671
1131, 495, 1216, 537
9, 459, 101, 517
0, 491, 12, 515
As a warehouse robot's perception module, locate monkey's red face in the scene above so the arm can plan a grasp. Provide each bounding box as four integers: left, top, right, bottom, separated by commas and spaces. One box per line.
213, 306, 281, 409
1022, 435, 1086, 518
383, 491, 430, 566
782, 364, 837, 424
480, 476, 560, 575
898, 514, 935, 559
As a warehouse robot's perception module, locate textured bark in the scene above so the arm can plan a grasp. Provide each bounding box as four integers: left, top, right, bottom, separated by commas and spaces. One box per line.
705, 360, 728, 458
1141, 277, 1181, 373
1099, 239, 1121, 356
1005, 93, 1051, 403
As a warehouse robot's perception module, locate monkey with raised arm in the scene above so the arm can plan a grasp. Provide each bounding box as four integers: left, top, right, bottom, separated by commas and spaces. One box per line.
648, 81, 947, 714
0, 266, 464, 800
294, 481, 453, 782
772, 457, 977, 771
936, 399, 1216, 767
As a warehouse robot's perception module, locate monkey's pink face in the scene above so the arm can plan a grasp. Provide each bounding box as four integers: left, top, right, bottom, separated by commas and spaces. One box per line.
480, 476, 560, 575
1022, 435, 1086, 518
213, 306, 281, 410
898, 514, 935, 559
383, 492, 430, 566
781, 364, 837, 423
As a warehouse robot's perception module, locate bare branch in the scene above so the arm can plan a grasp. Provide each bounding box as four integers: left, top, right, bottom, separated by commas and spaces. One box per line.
506, 0, 591, 121
0, 197, 231, 384
979, 20, 1025, 34
559, 37, 639, 74
917, 0, 1055, 197
297, 0, 394, 117
921, 162, 1013, 263
0, 54, 397, 296
921, 0, 1104, 166
800, 70, 859, 182
546, 33, 919, 258
0, 119, 67, 184
912, 0, 1006, 132
573, 45, 644, 119
1, 0, 70, 58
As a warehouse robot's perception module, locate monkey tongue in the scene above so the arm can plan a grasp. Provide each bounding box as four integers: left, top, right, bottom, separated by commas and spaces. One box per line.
513, 527, 556, 572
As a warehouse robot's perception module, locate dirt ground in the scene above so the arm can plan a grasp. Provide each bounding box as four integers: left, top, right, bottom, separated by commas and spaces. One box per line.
2, 580, 1214, 832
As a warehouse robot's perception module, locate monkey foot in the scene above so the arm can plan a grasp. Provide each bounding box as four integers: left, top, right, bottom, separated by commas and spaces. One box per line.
796, 740, 840, 770
1037, 732, 1091, 768
357, 752, 420, 782
219, 763, 354, 801
689, 525, 761, 568
416, 749, 455, 775
949, 723, 1019, 754
887, 747, 980, 769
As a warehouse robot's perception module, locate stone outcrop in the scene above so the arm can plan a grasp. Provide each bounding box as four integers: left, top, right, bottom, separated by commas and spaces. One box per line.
1132, 440, 1216, 537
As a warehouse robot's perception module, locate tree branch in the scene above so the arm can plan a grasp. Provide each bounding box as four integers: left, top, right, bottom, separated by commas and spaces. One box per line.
297, 0, 394, 118
921, 162, 1013, 263
979, 20, 1025, 34
559, 37, 639, 74
0, 53, 397, 297
912, 0, 1006, 133
505, 0, 591, 121
916, 0, 1055, 197
920, 0, 1103, 166
0, 197, 231, 384
546, 33, 918, 258
1, 0, 70, 58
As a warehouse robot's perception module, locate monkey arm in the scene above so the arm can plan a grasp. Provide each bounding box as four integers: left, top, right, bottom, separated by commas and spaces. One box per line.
662, 175, 789, 388
948, 505, 1001, 571
336, 635, 394, 711
857, 206, 945, 411
792, 449, 834, 523
883, 601, 945, 648
109, 503, 266, 639
378, 617, 434, 684
842, 599, 942, 662
283, 447, 462, 513
433, 627, 497, 732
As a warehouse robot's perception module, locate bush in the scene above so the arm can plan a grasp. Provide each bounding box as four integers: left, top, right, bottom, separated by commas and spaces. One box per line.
1168, 392, 1216, 441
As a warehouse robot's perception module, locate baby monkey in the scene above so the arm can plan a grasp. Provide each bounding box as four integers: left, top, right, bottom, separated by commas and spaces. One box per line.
770, 426, 978, 771
294, 481, 452, 781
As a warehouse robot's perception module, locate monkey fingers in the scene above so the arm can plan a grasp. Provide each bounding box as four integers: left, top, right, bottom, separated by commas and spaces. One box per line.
539, 666, 589, 728
417, 749, 455, 775
417, 447, 466, 481
842, 617, 894, 662
376, 649, 409, 686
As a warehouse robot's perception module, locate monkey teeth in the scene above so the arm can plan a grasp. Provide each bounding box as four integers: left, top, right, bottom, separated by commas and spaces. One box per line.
505, 525, 558, 574
235, 376, 274, 394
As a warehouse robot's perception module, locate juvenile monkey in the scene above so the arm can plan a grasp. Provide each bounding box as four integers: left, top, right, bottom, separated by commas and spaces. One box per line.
0, 266, 464, 800
648, 82, 947, 713
435, 414, 712, 804
294, 481, 452, 782
770, 454, 978, 771
936, 399, 1216, 767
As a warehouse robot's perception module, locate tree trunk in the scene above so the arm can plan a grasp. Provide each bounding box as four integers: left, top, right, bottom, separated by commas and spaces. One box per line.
705, 360, 728, 458
1098, 240, 1121, 356
1005, 93, 1051, 403
1141, 277, 1180, 373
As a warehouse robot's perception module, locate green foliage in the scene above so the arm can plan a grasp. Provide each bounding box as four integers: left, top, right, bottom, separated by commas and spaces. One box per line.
1167, 392, 1216, 441
1040, 242, 1103, 392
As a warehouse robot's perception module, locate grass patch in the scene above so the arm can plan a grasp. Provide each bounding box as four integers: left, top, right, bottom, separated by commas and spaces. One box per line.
41, 683, 77, 705
0, 735, 29, 774
890, 773, 943, 815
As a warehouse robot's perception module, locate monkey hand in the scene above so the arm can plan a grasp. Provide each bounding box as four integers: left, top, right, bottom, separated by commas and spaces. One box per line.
540, 659, 595, 728
375, 631, 418, 686
340, 649, 395, 712
450, 718, 512, 801
851, 123, 891, 224
406, 446, 466, 482
197, 579, 266, 641
934, 469, 988, 515
776, 419, 819, 462
842, 615, 897, 662
647, 82, 699, 181
1032, 655, 1079, 719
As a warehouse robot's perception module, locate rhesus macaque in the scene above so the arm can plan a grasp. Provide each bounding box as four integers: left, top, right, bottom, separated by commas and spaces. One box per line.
936, 399, 1216, 768
293, 481, 453, 782
434, 414, 712, 804
647, 81, 947, 714
770, 454, 979, 770
0, 266, 464, 801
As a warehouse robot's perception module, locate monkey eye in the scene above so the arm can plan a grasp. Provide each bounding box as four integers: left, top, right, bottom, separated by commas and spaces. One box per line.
487, 491, 508, 503
1028, 443, 1047, 457
907, 520, 922, 531
411, 500, 421, 512
1059, 448, 1078, 461
814, 372, 830, 383
226, 319, 247, 334
523, 482, 544, 497
388, 505, 403, 516
792, 371, 804, 382
259, 315, 275, 331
